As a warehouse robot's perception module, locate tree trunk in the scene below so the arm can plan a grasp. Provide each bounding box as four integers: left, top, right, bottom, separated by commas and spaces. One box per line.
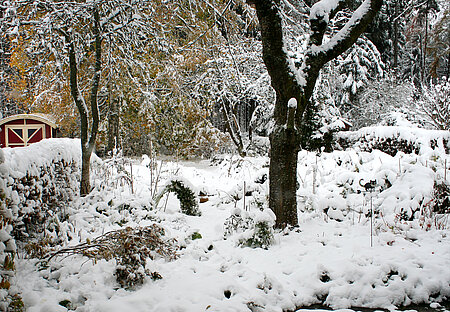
107, 97, 120, 154
221, 97, 246, 157
80, 147, 91, 195
65, 6, 102, 196
269, 125, 300, 228
393, 1, 399, 68
249, 0, 382, 228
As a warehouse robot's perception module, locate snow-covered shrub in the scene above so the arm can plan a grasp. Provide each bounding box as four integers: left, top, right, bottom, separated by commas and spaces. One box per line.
0, 140, 86, 308
1, 139, 81, 244
223, 208, 252, 238
417, 78, 450, 131
224, 208, 275, 249
336, 126, 450, 156
0, 150, 23, 312
10, 159, 79, 243
114, 227, 169, 289
154, 179, 201, 216
47, 225, 178, 289
417, 181, 449, 231
187, 121, 234, 158
243, 219, 274, 249
337, 132, 418, 156
430, 181, 450, 215
99, 147, 133, 193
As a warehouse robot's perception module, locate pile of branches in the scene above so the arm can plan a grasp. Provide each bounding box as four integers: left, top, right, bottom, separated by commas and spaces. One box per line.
46, 225, 178, 288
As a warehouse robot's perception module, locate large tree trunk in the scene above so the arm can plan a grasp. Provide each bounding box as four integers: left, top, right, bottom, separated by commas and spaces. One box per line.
249, 0, 382, 228
269, 124, 300, 228
249, 0, 306, 228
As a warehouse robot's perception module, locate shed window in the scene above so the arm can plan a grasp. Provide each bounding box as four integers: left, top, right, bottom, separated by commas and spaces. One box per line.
13, 128, 23, 138
28, 128, 38, 139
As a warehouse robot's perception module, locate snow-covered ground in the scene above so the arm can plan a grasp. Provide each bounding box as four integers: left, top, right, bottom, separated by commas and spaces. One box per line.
5, 135, 450, 312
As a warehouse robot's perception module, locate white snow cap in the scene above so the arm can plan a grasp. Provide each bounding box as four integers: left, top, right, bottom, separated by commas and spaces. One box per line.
288, 98, 297, 109
310, 0, 341, 22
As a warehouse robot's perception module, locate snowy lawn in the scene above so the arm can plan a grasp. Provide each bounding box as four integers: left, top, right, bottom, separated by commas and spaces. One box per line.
12, 149, 450, 312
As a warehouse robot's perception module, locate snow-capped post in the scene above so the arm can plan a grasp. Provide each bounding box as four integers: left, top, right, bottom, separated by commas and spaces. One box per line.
360, 179, 377, 247
313, 153, 318, 195
130, 162, 134, 194
243, 181, 247, 211
287, 98, 297, 130
370, 189, 373, 247
445, 159, 447, 181
248, 0, 383, 228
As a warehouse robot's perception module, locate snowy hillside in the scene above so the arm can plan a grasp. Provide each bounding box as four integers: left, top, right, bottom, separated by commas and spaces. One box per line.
2, 132, 449, 312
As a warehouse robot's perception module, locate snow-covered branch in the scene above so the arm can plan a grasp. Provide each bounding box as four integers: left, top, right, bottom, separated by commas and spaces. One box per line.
309, 0, 347, 45
302, 0, 383, 99
310, 0, 383, 59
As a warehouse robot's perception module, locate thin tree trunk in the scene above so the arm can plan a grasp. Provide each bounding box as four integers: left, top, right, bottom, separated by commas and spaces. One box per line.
221, 97, 246, 157
80, 149, 91, 195
447, 53, 450, 78
66, 6, 102, 196
422, 0, 429, 85
107, 97, 120, 154
393, 1, 399, 68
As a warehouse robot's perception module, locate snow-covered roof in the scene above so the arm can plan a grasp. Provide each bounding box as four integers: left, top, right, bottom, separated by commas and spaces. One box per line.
0, 113, 57, 128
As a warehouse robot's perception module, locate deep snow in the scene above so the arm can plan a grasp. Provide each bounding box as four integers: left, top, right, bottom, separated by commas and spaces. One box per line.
3, 134, 449, 312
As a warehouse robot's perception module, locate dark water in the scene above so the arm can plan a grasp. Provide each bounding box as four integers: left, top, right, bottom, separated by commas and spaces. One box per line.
294, 302, 450, 312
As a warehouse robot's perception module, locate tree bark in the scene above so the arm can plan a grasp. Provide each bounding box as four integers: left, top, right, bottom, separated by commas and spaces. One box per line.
393, 0, 399, 68
80, 147, 91, 195
269, 104, 301, 227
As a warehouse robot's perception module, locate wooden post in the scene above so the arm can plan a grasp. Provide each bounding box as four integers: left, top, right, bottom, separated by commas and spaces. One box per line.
130, 162, 134, 194
370, 189, 373, 248
243, 181, 246, 211
313, 154, 318, 194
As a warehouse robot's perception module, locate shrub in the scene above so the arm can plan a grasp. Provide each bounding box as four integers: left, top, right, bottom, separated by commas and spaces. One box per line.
224, 208, 275, 249
243, 220, 274, 249
10, 159, 79, 242
154, 179, 201, 216
47, 225, 178, 289
223, 208, 252, 238
431, 181, 450, 214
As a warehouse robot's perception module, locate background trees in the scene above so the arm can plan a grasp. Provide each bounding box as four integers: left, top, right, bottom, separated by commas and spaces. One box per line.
0, 0, 447, 201
4, 0, 158, 194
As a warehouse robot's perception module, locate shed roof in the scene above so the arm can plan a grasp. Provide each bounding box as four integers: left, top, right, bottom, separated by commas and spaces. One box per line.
0, 114, 57, 128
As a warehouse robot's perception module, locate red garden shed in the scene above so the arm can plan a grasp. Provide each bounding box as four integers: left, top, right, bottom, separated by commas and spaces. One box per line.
0, 114, 57, 148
